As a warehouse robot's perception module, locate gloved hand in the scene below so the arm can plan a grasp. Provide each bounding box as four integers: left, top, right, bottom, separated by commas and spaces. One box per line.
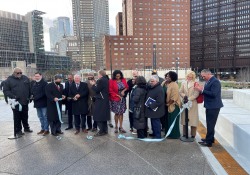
183, 96, 188, 104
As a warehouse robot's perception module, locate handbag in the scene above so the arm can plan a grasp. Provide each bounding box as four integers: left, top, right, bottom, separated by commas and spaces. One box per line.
133, 106, 141, 119
194, 82, 204, 103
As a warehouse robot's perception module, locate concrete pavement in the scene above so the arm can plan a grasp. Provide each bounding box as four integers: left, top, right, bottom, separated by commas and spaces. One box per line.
0, 99, 214, 175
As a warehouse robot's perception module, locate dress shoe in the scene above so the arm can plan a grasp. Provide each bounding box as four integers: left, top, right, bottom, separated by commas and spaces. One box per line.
149, 133, 155, 137
16, 131, 25, 136
198, 141, 212, 147
108, 123, 114, 128
57, 131, 64, 134
82, 129, 88, 133
94, 132, 107, 137
201, 138, 214, 143
87, 128, 92, 131
75, 130, 80, 135
65, 127, 73, 130
42, 131, 50, 136
24, 129, 33, 133
37, 130, 45, 135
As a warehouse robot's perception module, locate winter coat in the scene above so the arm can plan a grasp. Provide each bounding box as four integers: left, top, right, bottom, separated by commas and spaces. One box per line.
132, 85, 147, 129
145, 83, 165, 119
31, 78, 48, 108
3, 75, 31, 105
92, 76, 110, 122
45, 82, 63, 122
167, 82, 181, 113
69, 82, 89, 115
109, 78, 128, 101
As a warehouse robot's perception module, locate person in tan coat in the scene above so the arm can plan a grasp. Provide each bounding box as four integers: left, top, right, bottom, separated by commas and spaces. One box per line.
179, 71, 200, 138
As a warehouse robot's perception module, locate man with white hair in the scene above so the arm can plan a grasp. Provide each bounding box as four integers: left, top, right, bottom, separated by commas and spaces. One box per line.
127, 70, 139, 134
4, 67, 33, 137
145, 75, 165, 139
69, 74, 89, 135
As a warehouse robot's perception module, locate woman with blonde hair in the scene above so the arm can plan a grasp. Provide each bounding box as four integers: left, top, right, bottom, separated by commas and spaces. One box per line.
179, 71, 200, 138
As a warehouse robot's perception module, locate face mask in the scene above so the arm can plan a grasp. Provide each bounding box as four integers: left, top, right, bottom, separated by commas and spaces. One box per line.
55, 82, 61, 85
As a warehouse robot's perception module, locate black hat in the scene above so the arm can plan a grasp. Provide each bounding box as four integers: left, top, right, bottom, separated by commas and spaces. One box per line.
152, 70, 157, 75
54, 74, 62, 80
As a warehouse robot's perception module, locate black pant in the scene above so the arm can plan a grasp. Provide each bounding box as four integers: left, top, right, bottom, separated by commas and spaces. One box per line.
87, 116, 97, 129
137, 129, 147, 139
205, 108, 220, 144
49, 120, 61, 135
67, 101, 73, 127
74, 114, 87, 130
12, 105, 30, 133
129, 111, 134, 129
160, 115, 165, 130
97, 121, 108, 133
4, 94, 8, 103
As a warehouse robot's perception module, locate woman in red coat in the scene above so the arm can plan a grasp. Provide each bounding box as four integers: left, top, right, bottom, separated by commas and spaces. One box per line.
109, 70, 128, 133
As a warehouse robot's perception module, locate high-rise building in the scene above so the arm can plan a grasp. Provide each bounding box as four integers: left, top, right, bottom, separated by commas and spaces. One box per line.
0, 10, 29, 52
116, 12, 123, 36
190, 0, 250, 75
104, 0, 190, 70
72, 0, 109, 70
49, 17, 71, 51
25, 10, 45, 55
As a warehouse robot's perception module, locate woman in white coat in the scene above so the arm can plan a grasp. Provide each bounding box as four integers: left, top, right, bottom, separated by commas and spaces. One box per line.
179, 71, 200, 138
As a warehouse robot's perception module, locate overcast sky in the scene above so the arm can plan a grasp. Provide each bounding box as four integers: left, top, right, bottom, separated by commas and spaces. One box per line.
0, 0, 122, 50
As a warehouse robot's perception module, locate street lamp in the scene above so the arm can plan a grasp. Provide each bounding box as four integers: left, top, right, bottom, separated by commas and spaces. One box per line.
152, 43, 157, 70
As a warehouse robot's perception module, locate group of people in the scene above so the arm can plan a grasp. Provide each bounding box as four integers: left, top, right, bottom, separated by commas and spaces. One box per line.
3, 67, 223, 147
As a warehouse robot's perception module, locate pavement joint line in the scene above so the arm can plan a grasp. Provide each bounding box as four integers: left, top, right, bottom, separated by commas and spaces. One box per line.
0, 136, 45, 161
107, 136, 163, 175
0, 171, 18, 175
56, 139, 109, 175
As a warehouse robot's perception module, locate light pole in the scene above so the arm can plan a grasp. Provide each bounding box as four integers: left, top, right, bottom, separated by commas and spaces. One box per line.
175, 57, 180, 75
152, 43, 157, 70
185, 62, 187, 75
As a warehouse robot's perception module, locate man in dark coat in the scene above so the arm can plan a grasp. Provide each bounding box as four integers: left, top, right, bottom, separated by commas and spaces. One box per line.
64, 74, 74, 130
4, 67, 33, 136
31, 72, 49, 136
195, 69, 224, 147
45, 75, 65, 136
0, 79, 8, 104
145, 75, 165, 139
86, 72, 97, 131
126, 70, 139, 133
69, 74, 89, 135
90, 70, 110, 136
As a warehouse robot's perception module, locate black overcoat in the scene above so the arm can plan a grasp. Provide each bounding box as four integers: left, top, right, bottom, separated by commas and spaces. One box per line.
45, 82, 63, 122
69, 82, 89, 115
92, 76, 110, 122
145, 83, 165, 119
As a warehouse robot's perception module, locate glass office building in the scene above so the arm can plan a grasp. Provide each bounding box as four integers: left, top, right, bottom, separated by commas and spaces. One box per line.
191, 0, 250, 76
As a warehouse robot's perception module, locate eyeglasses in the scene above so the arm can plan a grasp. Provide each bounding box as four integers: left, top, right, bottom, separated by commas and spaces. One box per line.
15, 72, 22, 75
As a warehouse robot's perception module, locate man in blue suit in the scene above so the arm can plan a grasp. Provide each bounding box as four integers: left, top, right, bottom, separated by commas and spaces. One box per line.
195, 69, 223, 147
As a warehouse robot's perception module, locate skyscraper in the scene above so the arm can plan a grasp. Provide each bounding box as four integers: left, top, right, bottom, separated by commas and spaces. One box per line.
104, 0, 190, 70
190, 0, 250, 75
49, 17, 71, 51
72, 0, 109, 70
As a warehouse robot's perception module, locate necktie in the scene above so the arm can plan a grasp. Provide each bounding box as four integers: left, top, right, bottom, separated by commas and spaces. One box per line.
76, 84, 79, 89
57, 85, 60, 91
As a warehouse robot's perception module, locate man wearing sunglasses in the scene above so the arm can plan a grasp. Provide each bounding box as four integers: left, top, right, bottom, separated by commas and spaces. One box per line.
3, 67, 33, 137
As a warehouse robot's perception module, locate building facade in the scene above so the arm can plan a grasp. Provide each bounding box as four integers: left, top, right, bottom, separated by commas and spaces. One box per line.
104, 0, 190, 70
116, 12, 123, 36
191, 0, 250, 75
72, 0, 109, 70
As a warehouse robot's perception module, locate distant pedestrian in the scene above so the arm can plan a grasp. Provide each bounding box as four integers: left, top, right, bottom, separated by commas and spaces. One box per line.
109, 70, 128, 133
0, 79, 8, 104
194, 69, 223, 147
45, 75, 65, 136
166, 71, 181, 139
31, 72, 49, 136
3, 67, 33, 136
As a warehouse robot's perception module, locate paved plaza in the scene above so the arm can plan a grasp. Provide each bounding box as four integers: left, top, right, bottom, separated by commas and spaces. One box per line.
0, 99, 216, 175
